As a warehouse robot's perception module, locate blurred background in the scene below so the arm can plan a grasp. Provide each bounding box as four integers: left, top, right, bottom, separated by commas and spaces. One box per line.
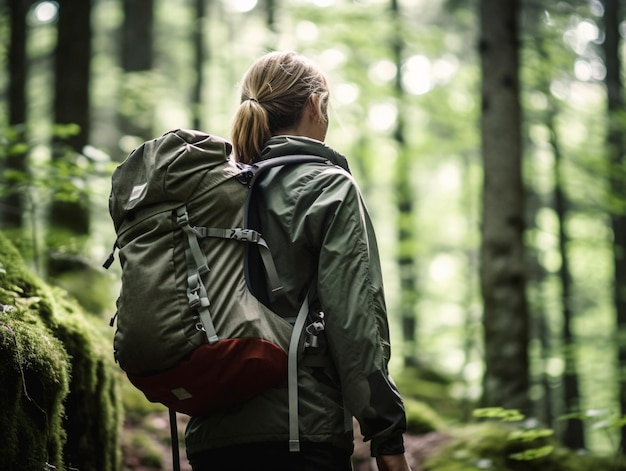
1, 0, 625, 468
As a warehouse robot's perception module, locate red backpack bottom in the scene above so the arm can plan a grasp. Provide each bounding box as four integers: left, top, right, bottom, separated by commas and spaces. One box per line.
128, 338, 288, 416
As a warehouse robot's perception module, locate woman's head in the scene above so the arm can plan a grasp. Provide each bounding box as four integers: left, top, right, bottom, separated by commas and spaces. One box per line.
231, 51, 330, 163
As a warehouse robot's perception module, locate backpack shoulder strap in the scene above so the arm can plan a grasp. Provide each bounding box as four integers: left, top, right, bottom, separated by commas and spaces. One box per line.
242, 155, 329, 188
241, 155, 331, 305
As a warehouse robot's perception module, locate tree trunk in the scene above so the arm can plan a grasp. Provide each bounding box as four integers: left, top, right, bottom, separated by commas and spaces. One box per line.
550, 113, 585, 449
391, 0, 419, 366
479, 0, 530, 414
2, 0, 30, 228
192, 0, 206, 130
117, 0, 155, 150
602, 0, 626, 451
529, 8, 585, 445
48, 0, 92, 276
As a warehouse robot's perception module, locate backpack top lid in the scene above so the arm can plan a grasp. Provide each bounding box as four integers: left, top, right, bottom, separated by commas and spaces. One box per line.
109, 129, 233, 231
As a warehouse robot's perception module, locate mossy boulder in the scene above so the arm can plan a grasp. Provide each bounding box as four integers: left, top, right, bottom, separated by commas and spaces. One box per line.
0, 232, 122, 470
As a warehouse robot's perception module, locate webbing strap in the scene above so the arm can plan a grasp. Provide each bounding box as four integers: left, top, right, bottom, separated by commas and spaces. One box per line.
193, 226, 283, 296
288, 294, 311, 452
169, 409, 181, 471
177, 206, 219, 344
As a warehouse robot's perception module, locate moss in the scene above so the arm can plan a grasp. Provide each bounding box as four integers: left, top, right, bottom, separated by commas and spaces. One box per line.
52, 303, 123, 471
405, 397, 446, 434
125, 431, 164, 468
423, 422, 626, 471
0, 309, 70, 469
121, 379, 167, 424
0, 232, 123, 470
394, 364, 466, 421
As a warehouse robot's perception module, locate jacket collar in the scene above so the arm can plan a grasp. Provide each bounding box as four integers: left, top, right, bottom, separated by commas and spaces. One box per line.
260, 135, 351, 173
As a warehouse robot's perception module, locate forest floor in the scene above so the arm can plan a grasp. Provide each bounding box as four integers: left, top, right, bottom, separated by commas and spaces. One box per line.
120, 411, 449, 471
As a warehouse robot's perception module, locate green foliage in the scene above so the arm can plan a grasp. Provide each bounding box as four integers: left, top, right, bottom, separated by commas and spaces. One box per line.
125, 430, 164, 468
0, 231, 122, 470
394, 364, 466, 421
423, 421, 626, 471
404, 397, 446, 434
120, 379, 166, 424
0, 124, 116, 271
473, 407, 526, 422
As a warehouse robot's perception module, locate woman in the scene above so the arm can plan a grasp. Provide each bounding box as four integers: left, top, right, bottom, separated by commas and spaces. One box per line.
185, 51, 411, 471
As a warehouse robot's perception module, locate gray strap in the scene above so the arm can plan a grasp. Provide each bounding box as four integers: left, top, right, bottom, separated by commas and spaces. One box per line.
256, 237, 284, 296
288, 294, 311, 452
176, 206, 219, 344
193, 226, 283, 296
169, 409, 181, 471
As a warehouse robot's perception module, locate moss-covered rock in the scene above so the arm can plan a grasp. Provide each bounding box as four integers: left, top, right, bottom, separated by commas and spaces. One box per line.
0, 308, 70, 469
0, 232, 122, 470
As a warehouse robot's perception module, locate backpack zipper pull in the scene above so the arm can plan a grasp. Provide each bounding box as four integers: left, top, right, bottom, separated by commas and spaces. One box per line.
103, 241, 118, 269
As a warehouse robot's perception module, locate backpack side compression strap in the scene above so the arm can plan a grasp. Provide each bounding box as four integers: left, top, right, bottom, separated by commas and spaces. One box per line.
176, 205, 219, 344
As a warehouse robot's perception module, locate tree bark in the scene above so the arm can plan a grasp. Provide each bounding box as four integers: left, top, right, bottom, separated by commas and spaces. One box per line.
390, 0, 419, 366
192, 0, 206, 130
550, 113, 585, 449
602, 0, 626, 452
117, 0, 155, 150
479, 0, 530, 414
48, 0, 92, 276
2, 0, 30, 228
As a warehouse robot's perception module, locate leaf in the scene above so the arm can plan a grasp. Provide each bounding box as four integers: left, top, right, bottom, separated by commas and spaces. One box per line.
473, 407, 525, 422
507, 428, 554, 442
509, 445, 554, 461
52, 123, 81, 139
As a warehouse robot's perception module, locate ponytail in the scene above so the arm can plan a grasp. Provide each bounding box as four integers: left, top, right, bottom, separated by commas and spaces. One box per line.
231, 51, 330, 164
231, 99, 272, 164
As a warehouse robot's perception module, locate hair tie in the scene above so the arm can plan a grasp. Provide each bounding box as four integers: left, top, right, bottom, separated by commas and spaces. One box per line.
247, 97, 259, 103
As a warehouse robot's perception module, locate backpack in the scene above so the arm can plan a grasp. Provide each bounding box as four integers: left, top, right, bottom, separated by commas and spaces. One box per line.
104, 129, 328, 453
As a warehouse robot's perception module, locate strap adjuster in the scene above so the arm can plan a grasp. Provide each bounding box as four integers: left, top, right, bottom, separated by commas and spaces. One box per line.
228, 228, 260, 242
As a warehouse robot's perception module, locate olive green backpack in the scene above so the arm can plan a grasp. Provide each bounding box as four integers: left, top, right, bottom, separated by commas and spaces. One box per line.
104, 129, 328, 462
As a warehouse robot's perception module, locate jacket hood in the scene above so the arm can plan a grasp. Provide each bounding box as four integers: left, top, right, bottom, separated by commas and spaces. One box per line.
260, 135, 351, 173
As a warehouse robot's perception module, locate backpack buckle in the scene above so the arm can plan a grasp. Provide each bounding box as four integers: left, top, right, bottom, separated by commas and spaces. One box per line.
176, 207, 189, 227
229, 228, 260, 242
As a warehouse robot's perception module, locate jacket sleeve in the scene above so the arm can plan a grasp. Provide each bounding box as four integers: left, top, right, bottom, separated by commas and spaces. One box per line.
294, 166, 407, 456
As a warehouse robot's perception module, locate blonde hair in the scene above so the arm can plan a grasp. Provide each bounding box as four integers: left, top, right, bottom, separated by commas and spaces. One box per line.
231, 51, 329, 164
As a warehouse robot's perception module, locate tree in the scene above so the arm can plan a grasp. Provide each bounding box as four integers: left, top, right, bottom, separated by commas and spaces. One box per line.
118, 0, 155, 149
479, 0, 530, 414
389, 0, 420, 367
47, 0, 92, 276
527, 3, 585, 447
602, 0, 626, 451
2, 0, 30, 229
192, 0, 206, 130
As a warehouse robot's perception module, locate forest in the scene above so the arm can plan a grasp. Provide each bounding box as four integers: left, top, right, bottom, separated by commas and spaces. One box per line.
1, 0, 626, 469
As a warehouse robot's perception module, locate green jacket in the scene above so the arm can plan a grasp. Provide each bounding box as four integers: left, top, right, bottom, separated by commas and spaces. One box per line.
185, 136, 406, 457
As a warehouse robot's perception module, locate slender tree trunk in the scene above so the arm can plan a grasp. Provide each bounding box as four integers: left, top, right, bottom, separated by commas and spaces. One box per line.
192, 0, 206, 130
264, 0, 277, 33
550, 113, 585, 448
528, 10, 585, 444
391, 0, 419, 366
47, 0, 93, 277
602, 0, 626, 451
117, 0, 154, 151
479, 0, 530, 414
3, 0, 30, 228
